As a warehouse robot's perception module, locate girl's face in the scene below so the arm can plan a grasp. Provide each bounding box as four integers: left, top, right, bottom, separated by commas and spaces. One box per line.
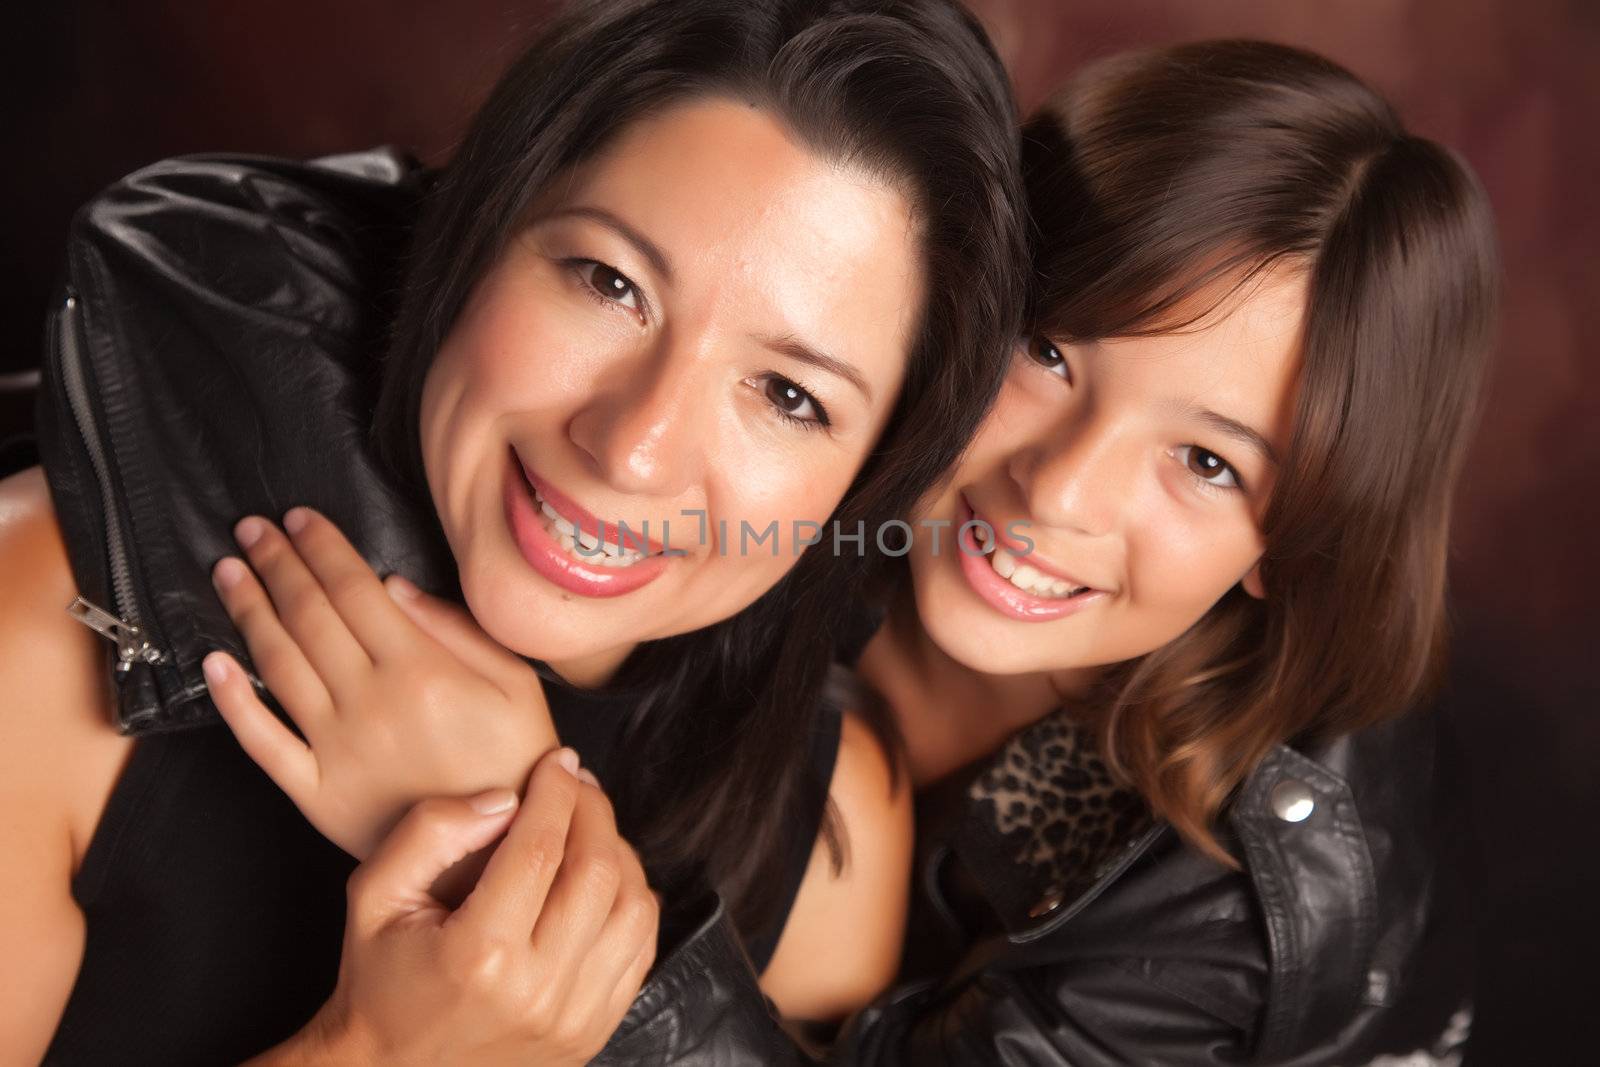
420, 99, 921, 684
909, 268, 1305, 678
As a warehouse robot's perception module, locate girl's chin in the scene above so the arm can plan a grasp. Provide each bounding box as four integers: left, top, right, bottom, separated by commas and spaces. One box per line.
916, 581, 1042, 675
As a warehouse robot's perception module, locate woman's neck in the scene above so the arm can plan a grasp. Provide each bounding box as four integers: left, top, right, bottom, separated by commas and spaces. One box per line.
858, 586, 1099, 789
545, 643, 636, 689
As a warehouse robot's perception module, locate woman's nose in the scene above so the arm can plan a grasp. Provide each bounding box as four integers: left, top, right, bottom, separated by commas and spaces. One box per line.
1008, 416, 1122, 539
566, 341, 705, 499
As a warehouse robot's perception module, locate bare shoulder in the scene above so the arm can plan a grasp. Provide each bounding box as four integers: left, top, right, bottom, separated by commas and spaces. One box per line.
822, 711, 909, 865
758, 710, 914, 1023
0, 464, 136, 1057
0, 464, 133, 856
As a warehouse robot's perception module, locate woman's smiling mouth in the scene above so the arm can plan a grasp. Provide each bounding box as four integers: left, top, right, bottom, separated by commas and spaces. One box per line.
502, 446, 672, 598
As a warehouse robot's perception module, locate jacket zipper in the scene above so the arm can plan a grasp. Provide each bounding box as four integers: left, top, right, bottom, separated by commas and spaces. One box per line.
55, 292, 168, 674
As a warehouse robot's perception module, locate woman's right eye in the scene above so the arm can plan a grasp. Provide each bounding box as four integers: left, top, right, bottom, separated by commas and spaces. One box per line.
572, 260, 643, 315
1024, 335, 1071, 382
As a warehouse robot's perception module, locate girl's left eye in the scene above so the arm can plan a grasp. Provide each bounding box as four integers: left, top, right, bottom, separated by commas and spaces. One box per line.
1025, 335, 1071, 381
573, 260, 643, 313
755, 374, 830, 430
1174, 445, 1242, 491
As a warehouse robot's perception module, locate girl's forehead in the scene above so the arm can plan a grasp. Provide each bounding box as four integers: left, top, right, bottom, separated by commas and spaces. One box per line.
1096, 267, 1307, 377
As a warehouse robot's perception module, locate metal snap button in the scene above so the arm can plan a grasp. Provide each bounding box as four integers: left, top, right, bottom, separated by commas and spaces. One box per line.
1270, 779, 1315, 823
1028, 892, 1065, 919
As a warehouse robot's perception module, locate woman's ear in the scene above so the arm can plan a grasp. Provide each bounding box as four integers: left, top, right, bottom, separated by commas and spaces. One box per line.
1241, 561, 1266, 599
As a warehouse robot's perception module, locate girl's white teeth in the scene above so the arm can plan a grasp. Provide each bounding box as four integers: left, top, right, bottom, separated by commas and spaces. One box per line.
533, 488, 650, 566
988, 547, 1085, 599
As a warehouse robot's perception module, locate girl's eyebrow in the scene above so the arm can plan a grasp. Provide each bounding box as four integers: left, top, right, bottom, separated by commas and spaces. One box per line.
1191, 408, 1279, 467
543, 205, 673, 282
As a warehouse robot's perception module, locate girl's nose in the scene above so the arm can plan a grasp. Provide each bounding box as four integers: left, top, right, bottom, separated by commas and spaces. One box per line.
1007, 414, 1122, 540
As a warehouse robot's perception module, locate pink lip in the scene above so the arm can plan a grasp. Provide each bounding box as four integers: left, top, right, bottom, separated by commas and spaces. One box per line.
991, 522, 1096, 589
519, 457, 668, 555
502, 448, 671, 599
954, 495, 1106, 623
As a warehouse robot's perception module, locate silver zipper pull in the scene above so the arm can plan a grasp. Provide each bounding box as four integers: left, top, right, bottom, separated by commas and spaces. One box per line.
67, 596, 166, 672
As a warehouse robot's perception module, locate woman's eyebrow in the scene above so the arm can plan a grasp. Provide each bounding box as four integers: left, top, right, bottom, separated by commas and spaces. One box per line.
759, 335, 873, 402
544, 205, 673, 282
1192, 408, 1279, 467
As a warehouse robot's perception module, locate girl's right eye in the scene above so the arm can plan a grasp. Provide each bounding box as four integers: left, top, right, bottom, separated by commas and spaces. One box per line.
572, 260, 643, 315
1025, 335, 1071, 382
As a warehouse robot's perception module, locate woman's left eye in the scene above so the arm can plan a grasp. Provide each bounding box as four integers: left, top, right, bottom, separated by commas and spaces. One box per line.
755, 375, 830, 430
573, 260, 643, 313
1174, 445, 1242, 490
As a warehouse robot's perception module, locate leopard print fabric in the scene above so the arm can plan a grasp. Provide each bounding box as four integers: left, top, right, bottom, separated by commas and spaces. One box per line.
965, 709, 1151, 912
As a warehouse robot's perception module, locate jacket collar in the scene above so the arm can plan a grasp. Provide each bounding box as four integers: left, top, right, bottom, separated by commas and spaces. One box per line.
35, 148, 446, 735
939, 706, 1443, 1056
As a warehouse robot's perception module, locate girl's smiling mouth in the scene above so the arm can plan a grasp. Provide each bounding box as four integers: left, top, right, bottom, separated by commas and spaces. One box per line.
502, 446, 673, 598
955, 494, 1107, 622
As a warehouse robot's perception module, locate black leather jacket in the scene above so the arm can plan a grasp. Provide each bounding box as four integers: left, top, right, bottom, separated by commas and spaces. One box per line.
34, 150, 1473, 1065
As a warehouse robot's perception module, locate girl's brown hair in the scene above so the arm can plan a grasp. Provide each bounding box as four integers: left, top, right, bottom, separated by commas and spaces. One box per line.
1023, 40, 1499, 864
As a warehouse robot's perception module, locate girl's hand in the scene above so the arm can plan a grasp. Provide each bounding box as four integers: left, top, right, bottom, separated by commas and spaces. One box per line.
248, 748, 660, 1067
202, 505, 559, 860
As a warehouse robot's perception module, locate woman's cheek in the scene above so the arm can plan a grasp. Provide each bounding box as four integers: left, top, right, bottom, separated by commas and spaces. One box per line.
712, 451, 855, 575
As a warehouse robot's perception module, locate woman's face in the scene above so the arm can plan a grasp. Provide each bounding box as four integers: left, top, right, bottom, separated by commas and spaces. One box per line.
421, 98, 922, 683
908, 267, 1305, 678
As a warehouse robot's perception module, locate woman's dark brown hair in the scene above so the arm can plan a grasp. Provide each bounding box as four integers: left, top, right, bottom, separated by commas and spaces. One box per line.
369, 0, 1025, 936
1023, 40, 1499, 864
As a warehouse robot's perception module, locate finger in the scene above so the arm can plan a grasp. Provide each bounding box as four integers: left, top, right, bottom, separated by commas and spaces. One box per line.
524, 780, 627, 994
282, 506, 416, 663
449, 747, 581, 943
211, 553, 334, 732
560, 851, 659, 1031
232, 515, 372, 702
202, 650, 319, 804
347, 790, 519, 937
384, 575, 524, 689
601, 932, 660, 1034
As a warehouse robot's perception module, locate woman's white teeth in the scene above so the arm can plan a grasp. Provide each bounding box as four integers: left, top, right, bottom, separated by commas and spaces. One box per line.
533, 489, 649, 566
989, 548, 1084, 599
539, 499, 577, 538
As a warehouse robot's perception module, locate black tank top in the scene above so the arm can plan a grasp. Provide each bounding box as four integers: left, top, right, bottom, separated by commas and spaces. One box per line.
43, 680, 840, 1065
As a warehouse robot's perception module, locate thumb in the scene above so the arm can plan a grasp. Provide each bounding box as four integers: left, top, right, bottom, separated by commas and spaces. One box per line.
346, 790, 518, 936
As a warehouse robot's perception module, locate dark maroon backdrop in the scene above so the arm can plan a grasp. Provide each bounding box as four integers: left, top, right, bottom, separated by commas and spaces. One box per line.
5, 2, 1595, 1061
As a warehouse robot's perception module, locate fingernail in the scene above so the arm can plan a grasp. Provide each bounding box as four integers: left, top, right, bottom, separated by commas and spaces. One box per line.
202, 651, 231, 686
283, 507, 310, 535
234, 517, 265, 549
576, 768, 600, 788
554, 747, 580, 776
468, 789, 518, 815
212, 556, 246, 591
386, 574, 420, 600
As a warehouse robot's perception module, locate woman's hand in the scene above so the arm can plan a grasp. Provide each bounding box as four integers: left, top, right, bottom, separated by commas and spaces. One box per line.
202, 505, 559, 859
249, 748, 660, 1067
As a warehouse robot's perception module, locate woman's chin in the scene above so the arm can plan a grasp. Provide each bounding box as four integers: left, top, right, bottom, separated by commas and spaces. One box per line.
452, 568, 623, 666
